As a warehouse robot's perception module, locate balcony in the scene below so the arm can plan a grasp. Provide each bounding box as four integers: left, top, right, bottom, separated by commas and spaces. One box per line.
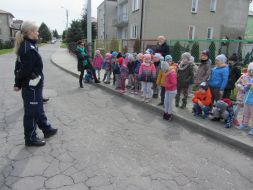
118, 0, 128, 5
113, 13, 128, 27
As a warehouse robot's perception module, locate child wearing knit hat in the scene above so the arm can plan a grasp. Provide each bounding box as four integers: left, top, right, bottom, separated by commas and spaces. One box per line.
103, 53, 112, 84
223, 53, 241, 99
163, 62, 177, 121
132, 53, 143, 94
208, 54, 229, 103
138, 54, 156, 103
192, 82, 212, 119
152, 53, 163, 98
175, 52, 194, 109
156, 61, 169, 106
92, 50, 104, 81
119, 57, 129, 94
237, 62, 253, 135
194, 50, 212, 86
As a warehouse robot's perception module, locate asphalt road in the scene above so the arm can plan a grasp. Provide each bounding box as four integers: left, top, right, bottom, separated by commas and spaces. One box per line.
0, 42, 253, 190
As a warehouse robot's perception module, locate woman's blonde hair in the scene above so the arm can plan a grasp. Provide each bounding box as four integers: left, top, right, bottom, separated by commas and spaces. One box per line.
14, 21, 38, 55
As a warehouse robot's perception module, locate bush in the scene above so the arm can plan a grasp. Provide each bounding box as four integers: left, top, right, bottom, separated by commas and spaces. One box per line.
191, 42, 199, 62
209, 42, 216, 64
172, 41, 182, 63
110, 38, 119, 52
133, 38, 141, 53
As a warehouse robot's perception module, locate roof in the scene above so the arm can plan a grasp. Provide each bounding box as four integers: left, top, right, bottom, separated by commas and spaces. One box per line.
0, 9, 14, 17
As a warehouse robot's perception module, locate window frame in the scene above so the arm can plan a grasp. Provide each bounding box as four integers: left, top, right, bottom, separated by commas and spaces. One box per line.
210, 0, 217, 12
207, 27, 214, 39
188, 25, 196, 40
191, 0, 199, 13
132, 0, 140, 12
131, 24, 138, 39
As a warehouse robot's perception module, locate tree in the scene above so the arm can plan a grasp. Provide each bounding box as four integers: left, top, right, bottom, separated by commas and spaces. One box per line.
81, 7, 97, 40
172, 41, 181, 63
110, 38, 119, 51
133, 38, 141, 53
38, 22, 52, 43
209, 42, 216, 64
53, 29, 59, 39
62, 30, 67, 41
66, 20, 84, 43
191, 42, 199, 62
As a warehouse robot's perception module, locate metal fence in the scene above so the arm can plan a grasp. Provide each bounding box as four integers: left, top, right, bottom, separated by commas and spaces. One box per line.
94, 39, 253, 65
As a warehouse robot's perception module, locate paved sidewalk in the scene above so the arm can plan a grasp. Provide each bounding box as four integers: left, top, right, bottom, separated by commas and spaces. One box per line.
51, 48, 253, 156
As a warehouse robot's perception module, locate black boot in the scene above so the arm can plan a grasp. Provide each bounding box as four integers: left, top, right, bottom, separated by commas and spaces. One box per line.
44, 128, 58, 138
180, 103, 186, 109
163, 113, 168, 120
25, 137, 46, 147
79, 81, 83, 88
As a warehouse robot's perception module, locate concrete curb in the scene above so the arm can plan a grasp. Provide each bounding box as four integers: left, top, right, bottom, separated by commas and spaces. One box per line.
51, 57, 253, 157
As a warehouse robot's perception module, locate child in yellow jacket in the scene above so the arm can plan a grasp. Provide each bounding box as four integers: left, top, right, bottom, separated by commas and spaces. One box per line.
157, 55, 174, 105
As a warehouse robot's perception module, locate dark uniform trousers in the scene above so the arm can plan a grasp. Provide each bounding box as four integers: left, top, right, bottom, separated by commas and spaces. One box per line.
22, 86, 51, 141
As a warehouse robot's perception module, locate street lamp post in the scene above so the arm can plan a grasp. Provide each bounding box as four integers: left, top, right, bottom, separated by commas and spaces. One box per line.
61, 6, 69, 31
87, 0, 92, 59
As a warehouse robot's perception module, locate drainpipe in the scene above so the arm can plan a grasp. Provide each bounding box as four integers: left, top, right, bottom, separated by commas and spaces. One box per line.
140, 0, 144, 51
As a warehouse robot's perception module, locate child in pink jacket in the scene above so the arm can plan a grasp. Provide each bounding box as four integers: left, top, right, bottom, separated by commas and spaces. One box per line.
163, 61, 177, 121
93, 50, 104, 80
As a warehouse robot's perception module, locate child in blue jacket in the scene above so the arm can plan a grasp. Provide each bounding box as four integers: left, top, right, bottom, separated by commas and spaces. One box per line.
208, 54, 229, 103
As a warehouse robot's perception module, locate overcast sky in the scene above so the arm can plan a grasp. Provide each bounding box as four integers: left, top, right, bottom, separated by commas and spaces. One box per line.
1, 0, 104, 34
1, 0, 253, 35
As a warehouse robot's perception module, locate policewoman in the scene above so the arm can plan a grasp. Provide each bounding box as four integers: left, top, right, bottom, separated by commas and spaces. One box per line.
14, 21, 57, 146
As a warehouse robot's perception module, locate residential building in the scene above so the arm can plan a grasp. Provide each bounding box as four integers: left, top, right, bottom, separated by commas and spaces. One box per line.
97, 0, 117, 40
103, 0, 250, 41
0, 9, 15, 42
245, 10, 253, 39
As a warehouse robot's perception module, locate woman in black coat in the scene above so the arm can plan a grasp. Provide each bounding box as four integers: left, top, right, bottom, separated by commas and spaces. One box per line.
75, 41, 100, 88
156, 36, 170, 57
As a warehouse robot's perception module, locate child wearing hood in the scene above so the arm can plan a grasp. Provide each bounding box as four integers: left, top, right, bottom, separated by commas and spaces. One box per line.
163, 61, 177, 121
138, 54, 156, 103
118, 57, 129, 94
92, 50, 104, 80
127, 53, 135, 89
132, 53, 143, 94
152, 53, 163, 98
223, 53, 241, 99
175, 52, 194, 109
103, 53, 112, 84
194, 50, 212, 86
208, 54, 229, 103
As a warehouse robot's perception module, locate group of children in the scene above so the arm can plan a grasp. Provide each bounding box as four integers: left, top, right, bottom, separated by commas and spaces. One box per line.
90, 49, 253, 136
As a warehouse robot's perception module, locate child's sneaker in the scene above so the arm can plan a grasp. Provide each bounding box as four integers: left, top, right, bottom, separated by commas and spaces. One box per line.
225, 123, 232, 128
237, 124, 249, 130
249, 128, 253, 136
233, 119, 240, 127
135, 91, 139, 95
145, 98, 151, 103
119, 90, 125, 94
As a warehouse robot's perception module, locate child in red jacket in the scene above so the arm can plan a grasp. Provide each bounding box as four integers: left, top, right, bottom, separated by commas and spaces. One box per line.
192, 82, 212, 119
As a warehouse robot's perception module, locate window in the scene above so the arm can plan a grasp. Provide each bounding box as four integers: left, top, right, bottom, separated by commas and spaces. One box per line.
191, 0, 198, 13
132, 0, 139, 12
210, 0, 217, 12
0, 28, 2, 35
131, 24, 138, 39
188, 25, 196, 40
207, 27, 214, 39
